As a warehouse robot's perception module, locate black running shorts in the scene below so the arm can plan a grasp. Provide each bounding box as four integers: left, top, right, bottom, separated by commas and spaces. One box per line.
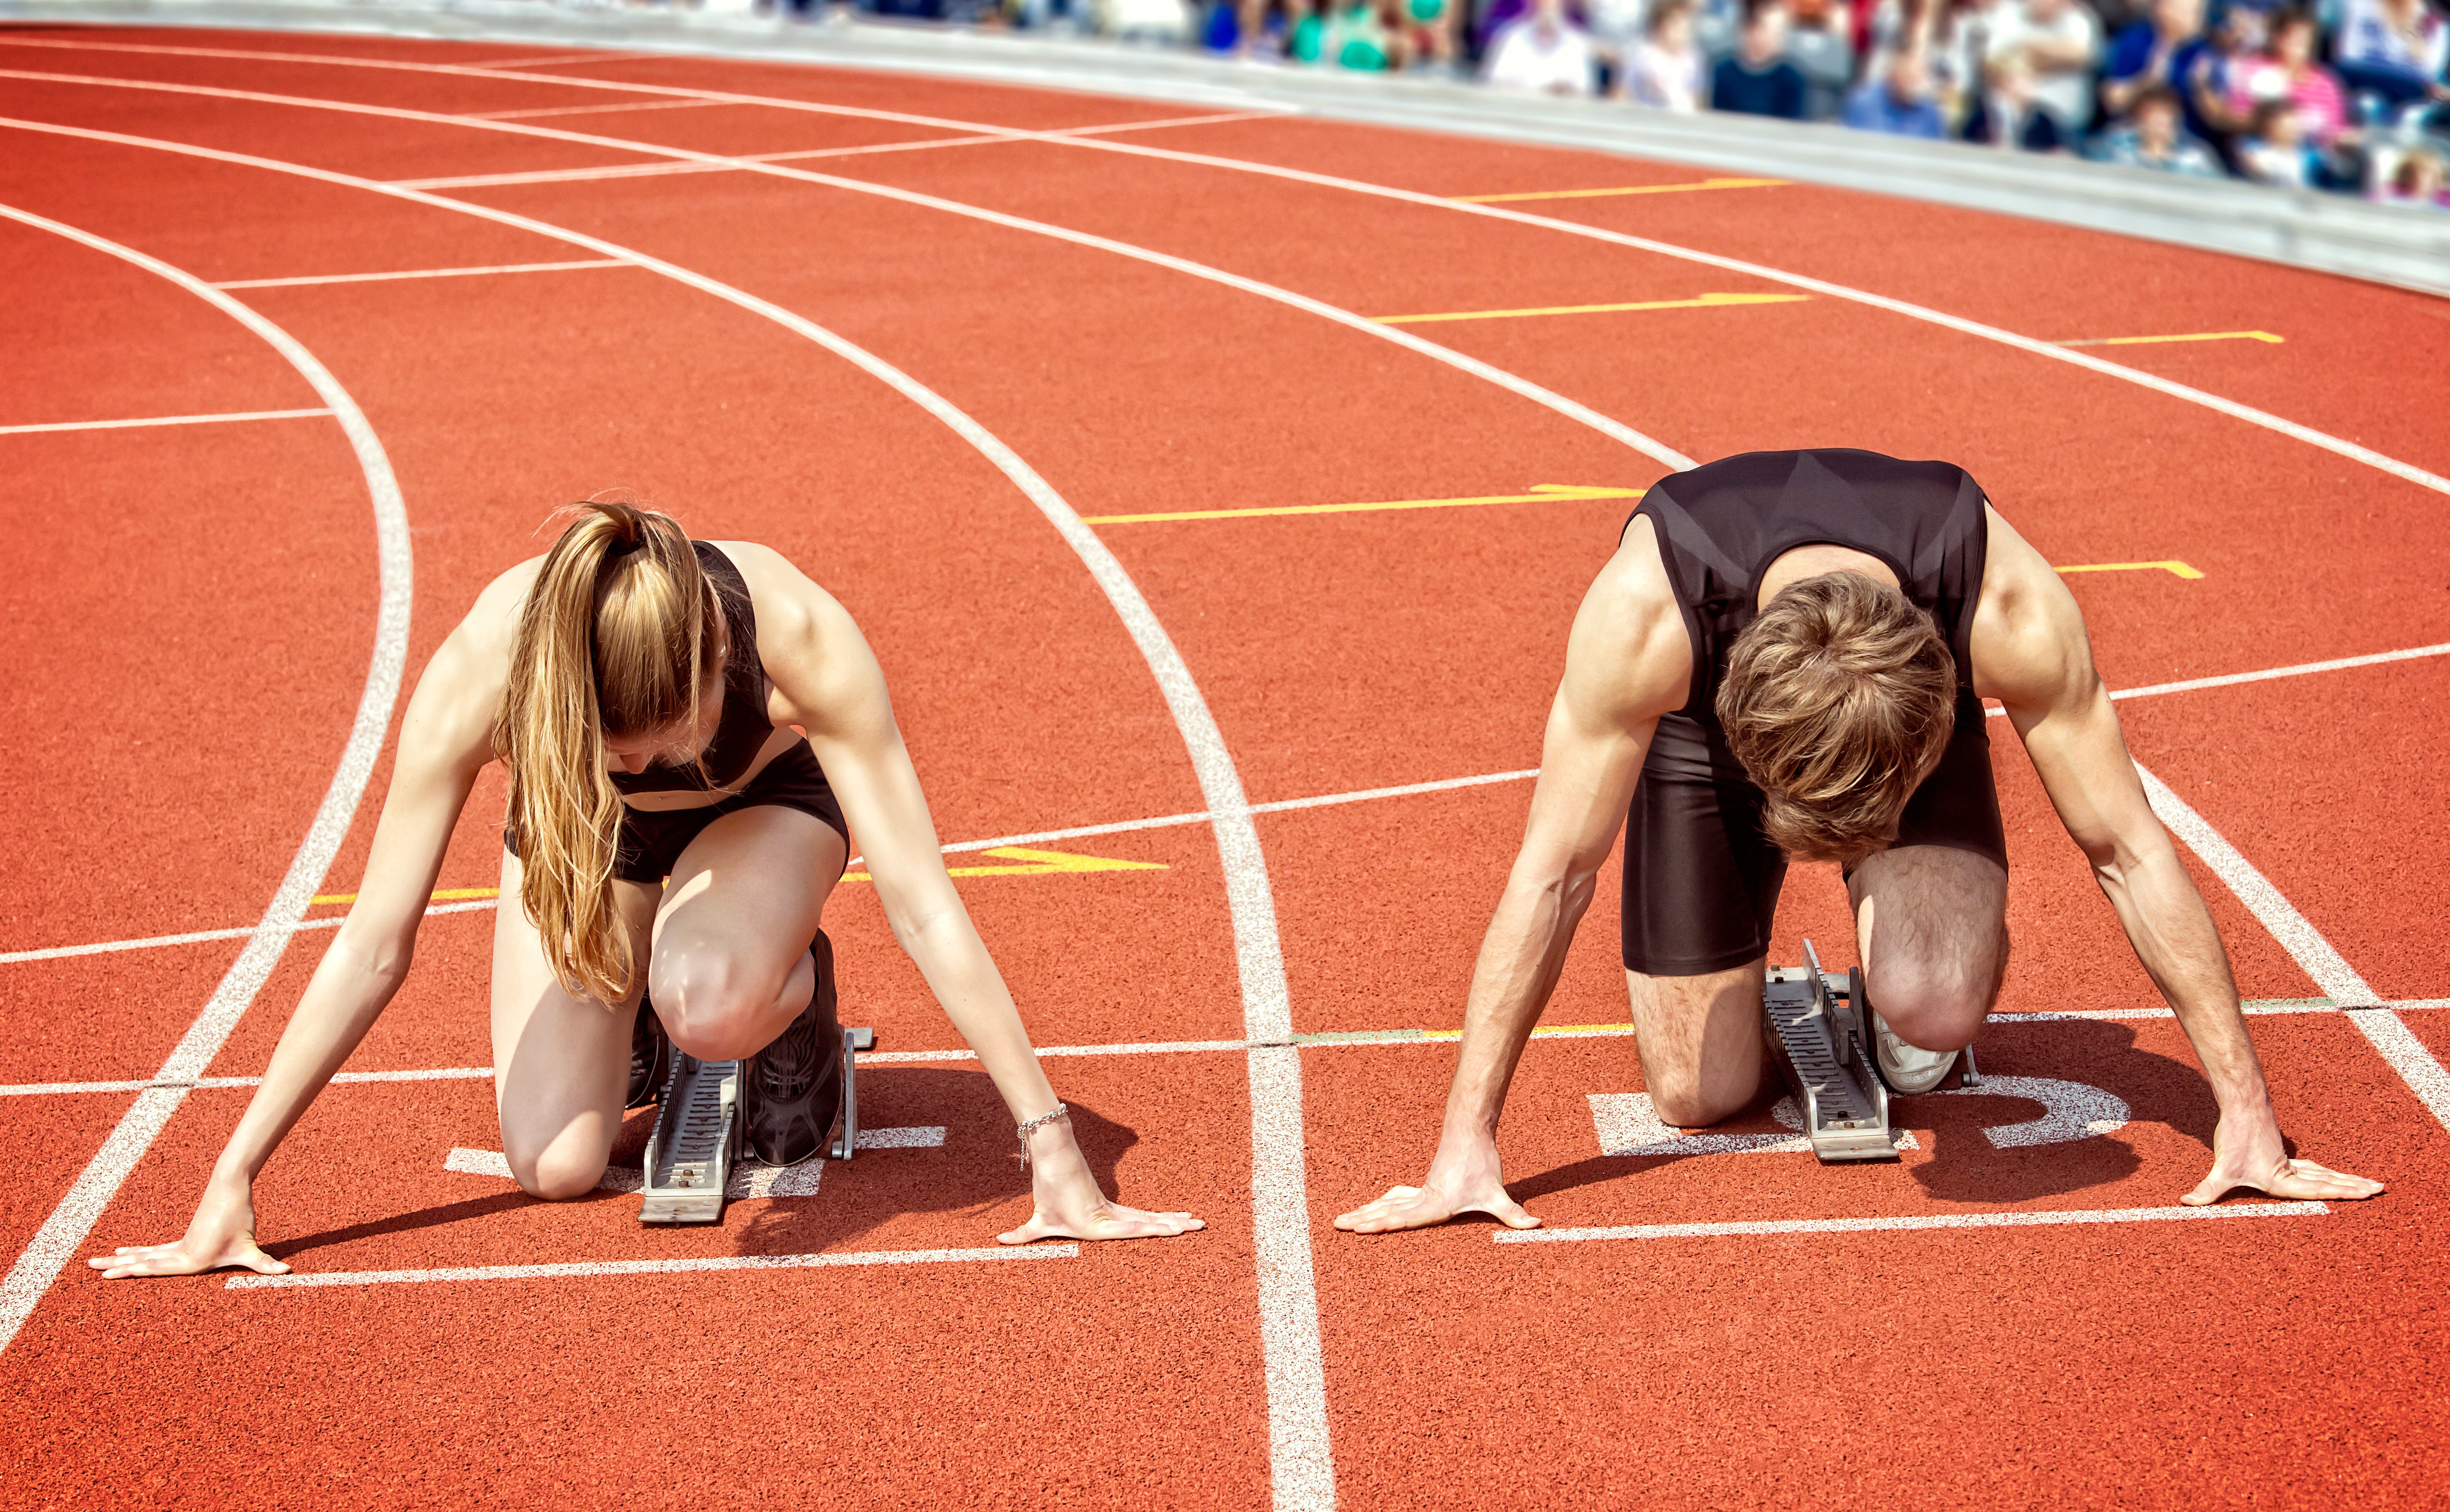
504, 739, 849, 886
1620, 688, 2007, 976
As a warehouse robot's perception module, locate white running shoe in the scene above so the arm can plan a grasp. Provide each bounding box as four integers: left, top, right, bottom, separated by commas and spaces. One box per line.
1872, 1013, 1959, 1094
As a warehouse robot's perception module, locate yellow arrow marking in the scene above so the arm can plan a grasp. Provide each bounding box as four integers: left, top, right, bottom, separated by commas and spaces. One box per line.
312, 886, 498, 906
1084, 482, 1645, 526
2056, 561, 2205, 579
1373, 292, 1810, 325
1452, 178, 1789, 203
844, 846, 1168, 883
2054, 331, 2283, 348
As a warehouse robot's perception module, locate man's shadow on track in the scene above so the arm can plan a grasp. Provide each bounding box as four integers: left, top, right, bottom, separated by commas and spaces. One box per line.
1505, 1019, 2234, 1209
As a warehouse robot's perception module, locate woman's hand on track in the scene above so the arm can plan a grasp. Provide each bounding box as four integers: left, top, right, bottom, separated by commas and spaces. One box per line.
1332, 1135, 1539, 1234
995, 1116, 1203, 1245
86, 1178, 292, 1279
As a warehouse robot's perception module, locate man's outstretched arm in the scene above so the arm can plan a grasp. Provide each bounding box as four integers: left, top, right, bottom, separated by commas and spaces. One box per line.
1336, 520, 1690, 1234
1975, 511, 2381, 1205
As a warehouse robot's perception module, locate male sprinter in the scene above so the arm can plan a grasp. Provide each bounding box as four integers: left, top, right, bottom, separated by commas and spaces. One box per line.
1336, 448, 2380, 1233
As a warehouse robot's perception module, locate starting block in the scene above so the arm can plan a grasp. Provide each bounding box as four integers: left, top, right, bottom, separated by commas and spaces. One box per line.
638, 1025, 877, 1225
1762, 940, 1897, 1163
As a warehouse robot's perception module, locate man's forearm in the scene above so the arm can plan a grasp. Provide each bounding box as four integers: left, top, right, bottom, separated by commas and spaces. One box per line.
2099, 848, 2271, 1112
1441, 870, 1591, 1138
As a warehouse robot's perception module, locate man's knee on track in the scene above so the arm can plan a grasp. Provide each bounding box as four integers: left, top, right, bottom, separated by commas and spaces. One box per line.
649, 947, 794, 1062
1865, 951, 2001, 1052
1646, 1067, 1754, 1131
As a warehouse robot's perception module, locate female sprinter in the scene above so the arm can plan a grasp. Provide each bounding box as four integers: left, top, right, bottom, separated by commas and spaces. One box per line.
92, 501, 1200, 1278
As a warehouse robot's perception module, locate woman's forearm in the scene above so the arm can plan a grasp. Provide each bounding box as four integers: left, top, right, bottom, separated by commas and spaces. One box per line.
892, 906, 1060, 1119
210, 930, 413, 1185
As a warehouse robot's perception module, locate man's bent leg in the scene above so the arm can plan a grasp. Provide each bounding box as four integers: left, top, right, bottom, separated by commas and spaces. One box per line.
1625, 960, 1770, 1127
1847, 844, 2009, 1054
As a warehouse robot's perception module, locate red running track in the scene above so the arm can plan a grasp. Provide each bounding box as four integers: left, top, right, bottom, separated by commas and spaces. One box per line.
0, 24, 2445, 1509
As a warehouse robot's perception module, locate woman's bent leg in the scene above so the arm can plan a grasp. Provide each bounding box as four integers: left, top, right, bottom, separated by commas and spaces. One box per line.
491, 847, 660, 1200
648, 805, 848, 1062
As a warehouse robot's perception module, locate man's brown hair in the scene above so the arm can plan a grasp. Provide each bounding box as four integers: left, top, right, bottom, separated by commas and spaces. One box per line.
1716, 572, 1957, 864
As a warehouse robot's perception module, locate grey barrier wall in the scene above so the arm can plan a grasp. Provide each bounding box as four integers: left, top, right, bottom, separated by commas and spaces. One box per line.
6, 0, 2447, 298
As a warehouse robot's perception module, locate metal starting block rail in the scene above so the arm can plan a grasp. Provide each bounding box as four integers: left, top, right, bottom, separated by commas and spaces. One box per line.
639, 1026, 876, 1225
1762, 940, 1897, 1163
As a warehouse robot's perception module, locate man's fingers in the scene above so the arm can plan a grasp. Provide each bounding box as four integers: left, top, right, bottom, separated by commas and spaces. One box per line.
239, 1248, 292, 1276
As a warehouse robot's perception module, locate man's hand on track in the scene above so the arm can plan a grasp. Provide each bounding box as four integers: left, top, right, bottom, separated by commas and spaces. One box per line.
2182, 1152, 2385, 1206
86, 1180, 291, 1279
1333, 1137, 1540, 1234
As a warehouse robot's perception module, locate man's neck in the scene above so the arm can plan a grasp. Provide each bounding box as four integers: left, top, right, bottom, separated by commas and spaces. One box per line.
1757, 546, 1899, 609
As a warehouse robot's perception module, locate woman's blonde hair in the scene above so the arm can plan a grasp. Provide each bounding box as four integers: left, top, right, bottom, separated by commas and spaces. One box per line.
497, 500, 723, 1005
1717, 572, 1957, 864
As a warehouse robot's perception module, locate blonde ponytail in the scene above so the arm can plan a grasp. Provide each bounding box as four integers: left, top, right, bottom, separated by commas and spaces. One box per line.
497, 500, 723, 1005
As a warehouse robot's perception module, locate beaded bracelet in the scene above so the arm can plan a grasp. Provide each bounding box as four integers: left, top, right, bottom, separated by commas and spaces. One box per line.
1014, 1102, 1069, 1171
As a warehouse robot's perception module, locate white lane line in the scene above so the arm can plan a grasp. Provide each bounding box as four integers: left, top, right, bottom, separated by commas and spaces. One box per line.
2137, 763, 2450, 1135
0, 407, 330, 434
2109, 642, 2450, 701
460, 97, 729, 120
226, 1244, 1076, 1290
1051, 137, 2450, 499
0, 205, 411, 1358
0, 898, 497, 967
0, 109, 1338, 1512
1496, 1201, 2328, 1244
6, 999, 2437, 1100
13, 38, 2427, 498
463, 50, 670, 70
213, 259, 627, 288
0, 68, 1691, 484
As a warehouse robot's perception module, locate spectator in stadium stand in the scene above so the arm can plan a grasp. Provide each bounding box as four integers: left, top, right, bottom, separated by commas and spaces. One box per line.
1713, 0, 1813, 116
2173, 0, 2269, 153
1392, 0, 1463, 69
1787, 0, 1861, 116
1319, 0, 1401, 67
1626, 0, 1712, 104
1981, 0, 2103, 149
1585, 0, 1653, 92
2235, 95, 2315, 181
1925, 0, 2002, 135
2230, 9, 2348, 146
2101, 0, 2206, 116
2331, 0, 2450, 109
1483, 0, 1601, 92
2085, 79, 2229, 166
1843, 45, 1953, 129
2376, 146, 2448, 204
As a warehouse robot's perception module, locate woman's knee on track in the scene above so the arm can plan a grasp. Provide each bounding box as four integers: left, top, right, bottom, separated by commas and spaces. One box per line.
506, 1137, 610, 1202
647, 944, 800, 1062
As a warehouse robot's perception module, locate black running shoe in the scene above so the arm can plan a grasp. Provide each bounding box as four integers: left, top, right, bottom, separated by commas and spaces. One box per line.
743, 930, 843, 1167
625, 994, 668, 1110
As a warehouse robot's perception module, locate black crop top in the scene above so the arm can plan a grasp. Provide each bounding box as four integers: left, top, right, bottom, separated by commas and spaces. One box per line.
1628, 448, 1989, 721
608, 542, 777, 797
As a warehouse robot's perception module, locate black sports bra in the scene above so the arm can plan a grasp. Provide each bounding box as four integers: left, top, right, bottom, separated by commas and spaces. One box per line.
608, 542, 776, 797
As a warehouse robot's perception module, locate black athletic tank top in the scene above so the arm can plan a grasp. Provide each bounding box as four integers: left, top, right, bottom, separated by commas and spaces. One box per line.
608, 542, 776, 797
1630, 448, 1989, 723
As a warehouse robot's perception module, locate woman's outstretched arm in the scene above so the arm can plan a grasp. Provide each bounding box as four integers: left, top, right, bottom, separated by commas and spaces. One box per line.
733, 545, 1201, 1245
89, 575, 524, 1277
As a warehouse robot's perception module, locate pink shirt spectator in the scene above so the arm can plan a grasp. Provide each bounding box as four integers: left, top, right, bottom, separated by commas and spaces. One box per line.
2230, 56, 2347, 143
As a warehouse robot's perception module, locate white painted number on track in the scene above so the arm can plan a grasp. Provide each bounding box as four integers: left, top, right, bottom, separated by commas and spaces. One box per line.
1590, 1075, 2129, 1158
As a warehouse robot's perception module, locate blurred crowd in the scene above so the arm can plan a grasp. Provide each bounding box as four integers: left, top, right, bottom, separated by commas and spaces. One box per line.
807, 0, 2450, 203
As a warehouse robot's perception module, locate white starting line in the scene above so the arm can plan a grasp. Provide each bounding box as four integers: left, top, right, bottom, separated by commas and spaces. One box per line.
1497, 1201, 2328, 1245
225, 1243, 1076, 1290
444, 1126, 946, 1200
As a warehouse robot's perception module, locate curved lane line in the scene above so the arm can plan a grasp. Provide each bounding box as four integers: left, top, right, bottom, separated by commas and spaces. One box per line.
5, 37, 2438, 494
0, 203, 413, 1354
0, 67, 1693, 473
0, 114, 1333, 1509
